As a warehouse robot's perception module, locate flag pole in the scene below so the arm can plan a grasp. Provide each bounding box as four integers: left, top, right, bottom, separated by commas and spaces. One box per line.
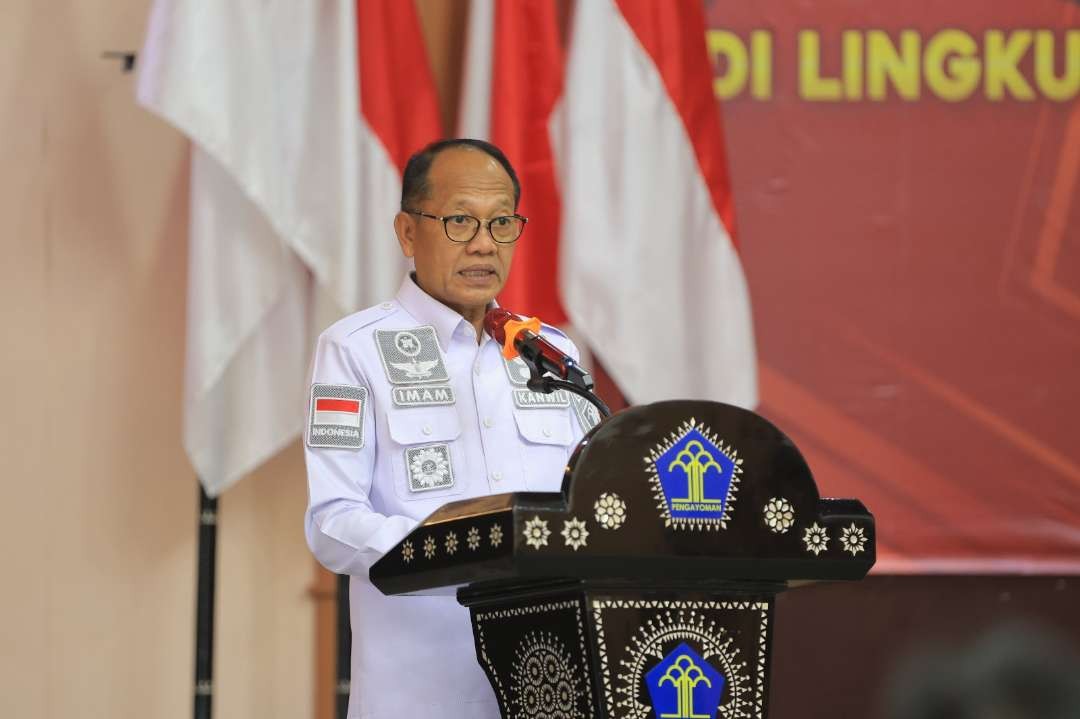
336, 574, 351, 719
195, 485, 218, 719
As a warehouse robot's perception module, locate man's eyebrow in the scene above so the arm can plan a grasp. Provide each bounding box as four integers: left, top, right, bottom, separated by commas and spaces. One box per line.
445, 197, 515, 211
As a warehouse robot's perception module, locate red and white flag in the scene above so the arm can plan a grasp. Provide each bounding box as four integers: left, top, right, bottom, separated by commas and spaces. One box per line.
555, 0, 758, 408
137, 0, 441, 494
313, 399, 362, 428
458, 0, 567, 324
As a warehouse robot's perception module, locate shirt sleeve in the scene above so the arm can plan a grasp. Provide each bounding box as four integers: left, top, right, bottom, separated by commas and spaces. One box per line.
303, 332, 416, 576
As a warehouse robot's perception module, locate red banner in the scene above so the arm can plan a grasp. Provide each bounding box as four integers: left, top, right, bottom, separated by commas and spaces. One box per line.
705, 0, 1080, 572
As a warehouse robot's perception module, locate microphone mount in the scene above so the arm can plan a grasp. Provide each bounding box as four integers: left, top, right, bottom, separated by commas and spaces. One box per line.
484, 306, 612, 420
522, 358, 612, 420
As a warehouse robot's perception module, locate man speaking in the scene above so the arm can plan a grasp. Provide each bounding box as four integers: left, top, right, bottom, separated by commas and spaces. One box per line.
303, 139, 593, 718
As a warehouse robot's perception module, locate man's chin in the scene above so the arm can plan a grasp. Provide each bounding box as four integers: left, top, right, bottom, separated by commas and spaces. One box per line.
442, 284, 503, 316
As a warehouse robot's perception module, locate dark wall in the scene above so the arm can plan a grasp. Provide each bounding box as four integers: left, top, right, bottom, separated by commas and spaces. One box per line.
770, 575, 1080, 718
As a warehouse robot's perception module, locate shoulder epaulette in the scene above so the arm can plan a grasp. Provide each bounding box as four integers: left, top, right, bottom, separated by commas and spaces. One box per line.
324, 301, 401, 342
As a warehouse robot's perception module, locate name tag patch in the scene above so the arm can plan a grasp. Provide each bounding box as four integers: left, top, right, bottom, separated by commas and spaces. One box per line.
392, 384, 456, 407
308, 384, 367, 449
513, 388, 572, 409
375, 326, 450, 385
405, 444, 455, 492
505, 352, 573, 409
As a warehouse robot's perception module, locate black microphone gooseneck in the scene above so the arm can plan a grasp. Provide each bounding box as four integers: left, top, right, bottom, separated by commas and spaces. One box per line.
527, 373, 612, 419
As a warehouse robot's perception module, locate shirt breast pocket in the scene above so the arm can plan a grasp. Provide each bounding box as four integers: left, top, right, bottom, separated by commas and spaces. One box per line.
513, 408, 574, 491
387, 406, 468, 503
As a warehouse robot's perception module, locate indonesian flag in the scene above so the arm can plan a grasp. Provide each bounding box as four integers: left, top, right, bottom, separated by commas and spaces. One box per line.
458, 0, 568, 324
555, 0, 758, 408
313, 399, 362, 428
137, 0, 441, 495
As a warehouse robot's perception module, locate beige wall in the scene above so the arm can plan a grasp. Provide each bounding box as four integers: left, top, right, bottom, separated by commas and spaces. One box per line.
1, 2, 313, 717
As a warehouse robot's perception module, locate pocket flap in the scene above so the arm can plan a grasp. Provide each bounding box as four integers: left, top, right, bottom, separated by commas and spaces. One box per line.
386, 406, 462, 445
513, 408, 573, 446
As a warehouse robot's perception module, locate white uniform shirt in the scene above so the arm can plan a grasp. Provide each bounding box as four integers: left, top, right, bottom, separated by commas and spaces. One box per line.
304, 275, 586, 719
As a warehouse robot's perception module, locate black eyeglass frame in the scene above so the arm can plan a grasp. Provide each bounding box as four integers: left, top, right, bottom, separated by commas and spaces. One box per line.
403, 208, 528, 244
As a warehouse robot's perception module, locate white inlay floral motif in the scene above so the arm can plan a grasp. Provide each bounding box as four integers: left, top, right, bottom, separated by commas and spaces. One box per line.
467, 526, 481, 551
840, 524, 867, 556
445, 531, 458, 555
510, 631, 587, 718
594, 492, 627, 530
401, 540, 414, 563
803, 523, 828, 555
763, 498, 795, 534
561, 517, 590, 551
524, 516, 551, 549
423, 535, 436, 559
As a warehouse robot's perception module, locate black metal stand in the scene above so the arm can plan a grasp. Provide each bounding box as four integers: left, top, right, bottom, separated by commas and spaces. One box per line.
336, 574, 351, 719
195, 486, 218, 719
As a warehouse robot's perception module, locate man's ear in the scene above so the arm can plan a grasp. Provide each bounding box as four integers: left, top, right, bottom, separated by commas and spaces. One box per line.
394, 211, 415, 258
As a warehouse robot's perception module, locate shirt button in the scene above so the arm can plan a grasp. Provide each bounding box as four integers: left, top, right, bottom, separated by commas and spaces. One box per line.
542, 428, 552, 438
422, 425, 432, 436
380, 302, 392, 310
492, 471, 503, 482
473, 364, 481, 376
483, 418, 494, 428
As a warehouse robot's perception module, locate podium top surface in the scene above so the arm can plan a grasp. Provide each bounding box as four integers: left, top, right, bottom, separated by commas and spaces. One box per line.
371, 400, 875, 595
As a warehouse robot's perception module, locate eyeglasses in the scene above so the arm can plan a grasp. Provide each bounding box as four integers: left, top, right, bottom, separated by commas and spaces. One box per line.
404, 209, 528, 244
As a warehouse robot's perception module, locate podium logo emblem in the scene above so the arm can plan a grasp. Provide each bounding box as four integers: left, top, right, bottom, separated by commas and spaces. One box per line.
645, 643, 724, 719
647, 419, 742, 531
607, 604, 755, 719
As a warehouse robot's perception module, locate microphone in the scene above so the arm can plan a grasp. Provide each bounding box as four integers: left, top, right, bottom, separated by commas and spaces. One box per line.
484, 308, 594, 391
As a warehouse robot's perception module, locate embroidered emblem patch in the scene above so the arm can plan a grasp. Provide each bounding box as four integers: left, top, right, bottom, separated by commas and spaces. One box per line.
392, 384, 456, 407
404, 443, 454, 492
645, 643, 724, 719
375, 326, 449, 384
645, 418, 743, 531
570, 394, 602, 432
503, 355, 533, 386
307, 384, 367, 449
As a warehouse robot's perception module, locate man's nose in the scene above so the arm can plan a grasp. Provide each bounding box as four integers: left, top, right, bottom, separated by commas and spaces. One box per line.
466, 224, 499, 253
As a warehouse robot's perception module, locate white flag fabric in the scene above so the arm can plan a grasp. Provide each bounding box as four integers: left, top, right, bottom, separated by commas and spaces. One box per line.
457, 0, 494, 141
137, 1, 431, 495
555, 0, 758, 409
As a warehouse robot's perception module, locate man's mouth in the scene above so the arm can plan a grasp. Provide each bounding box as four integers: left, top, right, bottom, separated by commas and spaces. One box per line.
458, 266, 497, 280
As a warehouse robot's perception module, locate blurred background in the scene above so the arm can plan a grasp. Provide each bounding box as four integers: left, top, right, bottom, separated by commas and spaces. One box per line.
2, 1, 1077, 718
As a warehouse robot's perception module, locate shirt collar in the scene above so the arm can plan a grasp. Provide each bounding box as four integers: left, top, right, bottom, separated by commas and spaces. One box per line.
395, 274, 489, 350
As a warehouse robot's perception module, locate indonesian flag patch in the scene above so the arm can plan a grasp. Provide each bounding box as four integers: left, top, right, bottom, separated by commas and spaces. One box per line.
308, 384, 367, 449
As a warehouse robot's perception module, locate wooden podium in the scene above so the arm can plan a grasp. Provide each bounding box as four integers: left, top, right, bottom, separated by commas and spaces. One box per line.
371, 400, 875, 719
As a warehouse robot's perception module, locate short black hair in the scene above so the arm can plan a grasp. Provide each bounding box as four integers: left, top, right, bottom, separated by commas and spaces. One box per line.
400, 138, 521, 211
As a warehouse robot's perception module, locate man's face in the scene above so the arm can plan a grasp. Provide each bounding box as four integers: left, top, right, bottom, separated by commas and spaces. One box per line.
395, 148, 517, 317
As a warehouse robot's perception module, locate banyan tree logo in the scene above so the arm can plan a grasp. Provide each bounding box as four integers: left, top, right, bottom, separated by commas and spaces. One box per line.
610, 606, 754, 719
645, 643, 724, 719
646, 419, 743, 531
